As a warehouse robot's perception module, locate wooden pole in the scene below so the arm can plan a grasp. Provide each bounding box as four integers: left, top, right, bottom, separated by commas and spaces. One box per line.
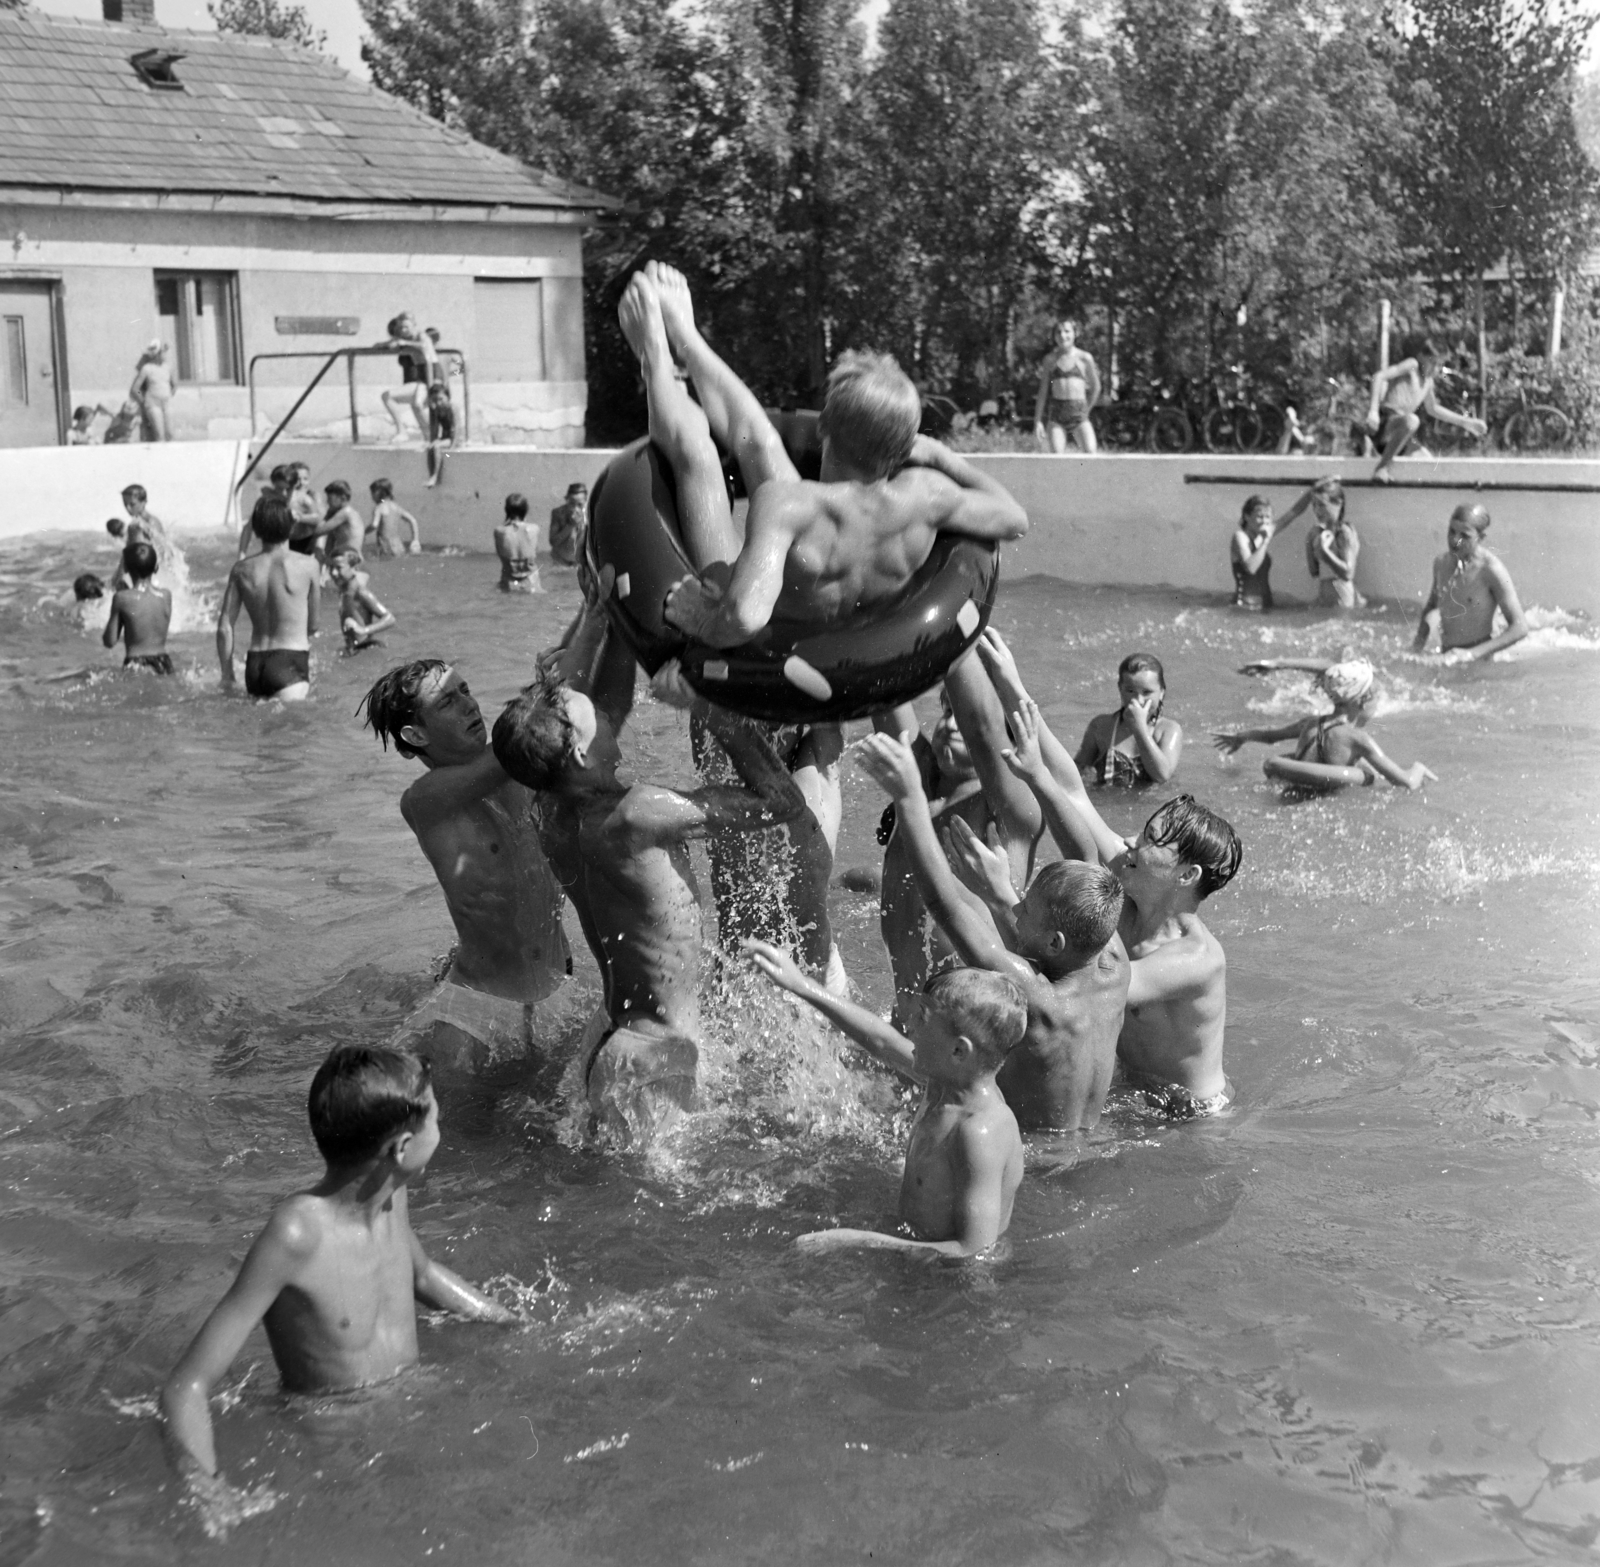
1549, 284, 1566, 362
1378, 298, 1391, 369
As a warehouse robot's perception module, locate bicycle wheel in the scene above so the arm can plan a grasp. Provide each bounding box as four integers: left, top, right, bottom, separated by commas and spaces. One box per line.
1202, 405, 1245, 452
1146, 407, 1193, 453
1248, 402, 1281, 453
1502, 404, 1573, 453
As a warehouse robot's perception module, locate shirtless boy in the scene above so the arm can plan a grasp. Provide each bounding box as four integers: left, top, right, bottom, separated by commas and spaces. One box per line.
1215, 658, 1436, 790
492, 659, 804, 1144
747, 942, 1026, 1256
321, 482, 365, 563
494, 494, 541, 593
161, 1045, 511, 1516
967, 631, 1240, 1116
103, 540, 173, 673
856, 729, 1128, 1134
1033, 318, 1101, 454
216, 493, 320, 701
1367, 338, 1486, 481
330, 553, 396, 652
548, 482, 587, 568
368, 479, 421, 557
1412, 503, 1528, 661
360, 661, 571, 1071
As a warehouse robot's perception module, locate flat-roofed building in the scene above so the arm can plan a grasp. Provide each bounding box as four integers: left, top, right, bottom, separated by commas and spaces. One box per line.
0, 3, 615, 448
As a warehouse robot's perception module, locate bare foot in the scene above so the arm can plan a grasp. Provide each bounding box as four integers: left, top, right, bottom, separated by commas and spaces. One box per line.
646, 261, 699, 356
617, 271, 668, 365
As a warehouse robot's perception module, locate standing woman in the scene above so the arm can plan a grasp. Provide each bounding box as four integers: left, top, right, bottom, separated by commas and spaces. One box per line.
380, 312, 439, 442
130, 340, 174, 442
1302, 477, 1365, 609
1033, 319, 1101, 454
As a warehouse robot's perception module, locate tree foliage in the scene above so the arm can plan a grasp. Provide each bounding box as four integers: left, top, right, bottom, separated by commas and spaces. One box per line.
208, 0, 327, 52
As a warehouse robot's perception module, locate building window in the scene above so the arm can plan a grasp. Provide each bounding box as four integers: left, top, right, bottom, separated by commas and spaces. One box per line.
154, 272, 241, 384
473, 279, 545, 382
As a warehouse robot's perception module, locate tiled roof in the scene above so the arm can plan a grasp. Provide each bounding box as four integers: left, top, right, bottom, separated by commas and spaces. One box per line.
0, 10, 616, 212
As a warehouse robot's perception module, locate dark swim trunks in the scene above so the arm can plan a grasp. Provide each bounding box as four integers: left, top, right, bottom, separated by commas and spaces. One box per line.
125, 652, 175, 675
244, 648, 310, 698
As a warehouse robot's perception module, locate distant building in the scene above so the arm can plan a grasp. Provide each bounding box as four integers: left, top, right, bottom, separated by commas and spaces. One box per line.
0, 3, 615, 449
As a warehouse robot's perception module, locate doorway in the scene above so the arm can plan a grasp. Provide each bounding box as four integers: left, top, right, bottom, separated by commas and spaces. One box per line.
0, 282, 64, 448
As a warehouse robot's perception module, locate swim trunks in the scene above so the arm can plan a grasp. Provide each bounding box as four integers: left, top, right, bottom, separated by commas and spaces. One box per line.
1373, 404, 1415, 456
390, 976, 539, 1070
1047, 396, 1090, 430
1137, 1081, 1231, 1119
244, 647, 310, 698
584, 1020, 698, 1145
125, 652, 175, 675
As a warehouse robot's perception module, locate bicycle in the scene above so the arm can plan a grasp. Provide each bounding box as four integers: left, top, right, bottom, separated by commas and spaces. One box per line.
1200, 364, 1263, 453
1497, 384, 1573, 452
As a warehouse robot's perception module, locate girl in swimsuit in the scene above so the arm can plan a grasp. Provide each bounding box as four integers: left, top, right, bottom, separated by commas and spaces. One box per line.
1074, 652, 1183, 787
1301, 478, 1365, 609
381, 312, 438, 442
1033, 319, 1100, 454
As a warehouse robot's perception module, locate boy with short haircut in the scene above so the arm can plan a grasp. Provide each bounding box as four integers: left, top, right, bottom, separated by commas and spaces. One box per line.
547, 482, 587, 568
216, 493, 320, 701
855, 729, 1128, 1134
121, 484, 166, 544
330, 551, 397, 652
747, 943, 1026, 1256
1214, 658, 1437, 790
321, 481, 364, 562
1412, 503, 1529, 661
495, 493, 541, 592
103, 540, 174, 673
161, 1045, 512, 1505
368, 478, 421, 557
1367, 337, 1486, 481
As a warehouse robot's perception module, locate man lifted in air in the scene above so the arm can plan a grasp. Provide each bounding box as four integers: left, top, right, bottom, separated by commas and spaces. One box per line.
617, 262, 1029, 989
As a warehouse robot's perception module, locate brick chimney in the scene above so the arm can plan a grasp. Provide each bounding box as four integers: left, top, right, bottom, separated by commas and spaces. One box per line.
103, 0, 158, 22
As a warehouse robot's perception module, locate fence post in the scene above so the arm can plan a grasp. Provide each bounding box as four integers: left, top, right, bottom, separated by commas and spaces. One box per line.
1548, 285, 1566, 363
1378, 299, 1391, 370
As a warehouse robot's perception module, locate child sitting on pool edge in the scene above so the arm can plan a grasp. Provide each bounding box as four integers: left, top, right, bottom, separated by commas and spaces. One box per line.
745, 941, 1026, 1257
161, 1045, 513, 1519
1074, 652, 1183, 787
1213, 658, 1437, 790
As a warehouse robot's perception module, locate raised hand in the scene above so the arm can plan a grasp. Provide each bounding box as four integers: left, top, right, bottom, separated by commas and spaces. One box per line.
1212, 730, 1247, 756
998, 696, 1047, 782
649, 657, 696, 711
743, 937, 811, 997
976, 627, 1027, 709
945, 816, 1017, 907
851, 730, 924, 803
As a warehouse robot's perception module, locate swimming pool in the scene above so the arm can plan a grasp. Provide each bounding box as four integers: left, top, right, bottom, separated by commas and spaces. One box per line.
1, 536, 1597, 1563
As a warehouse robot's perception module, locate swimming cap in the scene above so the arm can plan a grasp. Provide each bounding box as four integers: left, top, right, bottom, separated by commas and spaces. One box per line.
1320, 659, 1375, 704
1450, 502, 1490, 533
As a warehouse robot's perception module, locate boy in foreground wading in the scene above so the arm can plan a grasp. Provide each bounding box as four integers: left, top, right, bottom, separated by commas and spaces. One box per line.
161, 1047, 511, 1513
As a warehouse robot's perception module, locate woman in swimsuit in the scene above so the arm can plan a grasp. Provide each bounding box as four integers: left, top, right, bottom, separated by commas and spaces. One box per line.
1074, 652, 1183, 787
381, 312, 439, 442
1033, 319, 1101, 454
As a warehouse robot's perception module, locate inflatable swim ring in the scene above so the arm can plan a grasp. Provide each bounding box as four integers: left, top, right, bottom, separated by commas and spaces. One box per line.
1262, 754, 1370, 793
585, 437, 1001, 724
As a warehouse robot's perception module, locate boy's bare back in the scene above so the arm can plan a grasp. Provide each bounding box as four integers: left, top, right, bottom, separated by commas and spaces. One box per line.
901, 1087, 1022, 1244
229, 551, 319, 649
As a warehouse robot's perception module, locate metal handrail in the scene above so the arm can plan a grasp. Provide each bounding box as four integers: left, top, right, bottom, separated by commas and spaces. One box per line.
241, 345, 472, 494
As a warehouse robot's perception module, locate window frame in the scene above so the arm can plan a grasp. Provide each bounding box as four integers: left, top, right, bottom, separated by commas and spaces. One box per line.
153, 269, 244, 386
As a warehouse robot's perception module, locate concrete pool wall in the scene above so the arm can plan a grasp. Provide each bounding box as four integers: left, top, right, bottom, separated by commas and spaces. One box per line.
5, 439, 1597, 614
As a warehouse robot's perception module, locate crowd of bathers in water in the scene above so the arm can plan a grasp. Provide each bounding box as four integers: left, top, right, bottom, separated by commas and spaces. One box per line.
114, 265, 1531, 1529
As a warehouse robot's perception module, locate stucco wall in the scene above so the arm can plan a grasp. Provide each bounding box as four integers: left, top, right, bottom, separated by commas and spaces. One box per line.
0, 205, 589, 446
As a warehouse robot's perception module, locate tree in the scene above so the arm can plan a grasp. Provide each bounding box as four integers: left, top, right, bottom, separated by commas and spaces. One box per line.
208, 0, 327, 52
1396, 0, 1600, 399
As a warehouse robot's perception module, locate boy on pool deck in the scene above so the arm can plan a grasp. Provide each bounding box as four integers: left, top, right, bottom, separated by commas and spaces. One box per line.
494, 494, 541, 593
330, 552, 397, 652
1367, 338, 1486, 481
492, 657, 804, 1145
161, 1045, 512, 1501
746, 943, 1026, 1256
956, 630, 1240, 1118
103, 540, 173, 673
368, 478, 421, 557
856, 727, 1128, 1135
361, 659, 571, 1072
1413, 503, 1529, 662
216, 494, 320, 701
1214, 658, 1437, 790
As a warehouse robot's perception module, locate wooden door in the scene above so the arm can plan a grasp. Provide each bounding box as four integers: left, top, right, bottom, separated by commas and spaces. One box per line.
0, 284, 62, 448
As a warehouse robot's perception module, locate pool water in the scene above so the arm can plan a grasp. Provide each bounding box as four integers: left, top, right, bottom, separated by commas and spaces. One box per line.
1, 534, 1598, 1564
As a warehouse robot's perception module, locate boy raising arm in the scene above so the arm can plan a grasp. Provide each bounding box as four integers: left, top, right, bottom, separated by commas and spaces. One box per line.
161, 1047, 511, 1495
747, 942, 1025, 1257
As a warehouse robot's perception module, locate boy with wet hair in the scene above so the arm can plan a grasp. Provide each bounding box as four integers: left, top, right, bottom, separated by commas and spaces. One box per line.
548, 482, 587, 567
103, 540, 174, 673
320, 481, 364, 562
855, 727, 1129, 1135
495, 493, 541, 592
1412, 502, 1528, 661
217, 493, 320, 700
492, 660, 805, 1145
954, 629, 1241, 1117
120, 484, 166, 543
330, 552, 396, 652
1214, 658, 1437, 790
360, 659, 571, 1072
747, 942, 1026, 1256
368, 478, 421, 557
161, 1044, 512, 1513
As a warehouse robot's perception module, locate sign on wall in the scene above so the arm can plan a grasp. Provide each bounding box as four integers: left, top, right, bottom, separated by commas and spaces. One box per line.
274, 316, 360, 336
